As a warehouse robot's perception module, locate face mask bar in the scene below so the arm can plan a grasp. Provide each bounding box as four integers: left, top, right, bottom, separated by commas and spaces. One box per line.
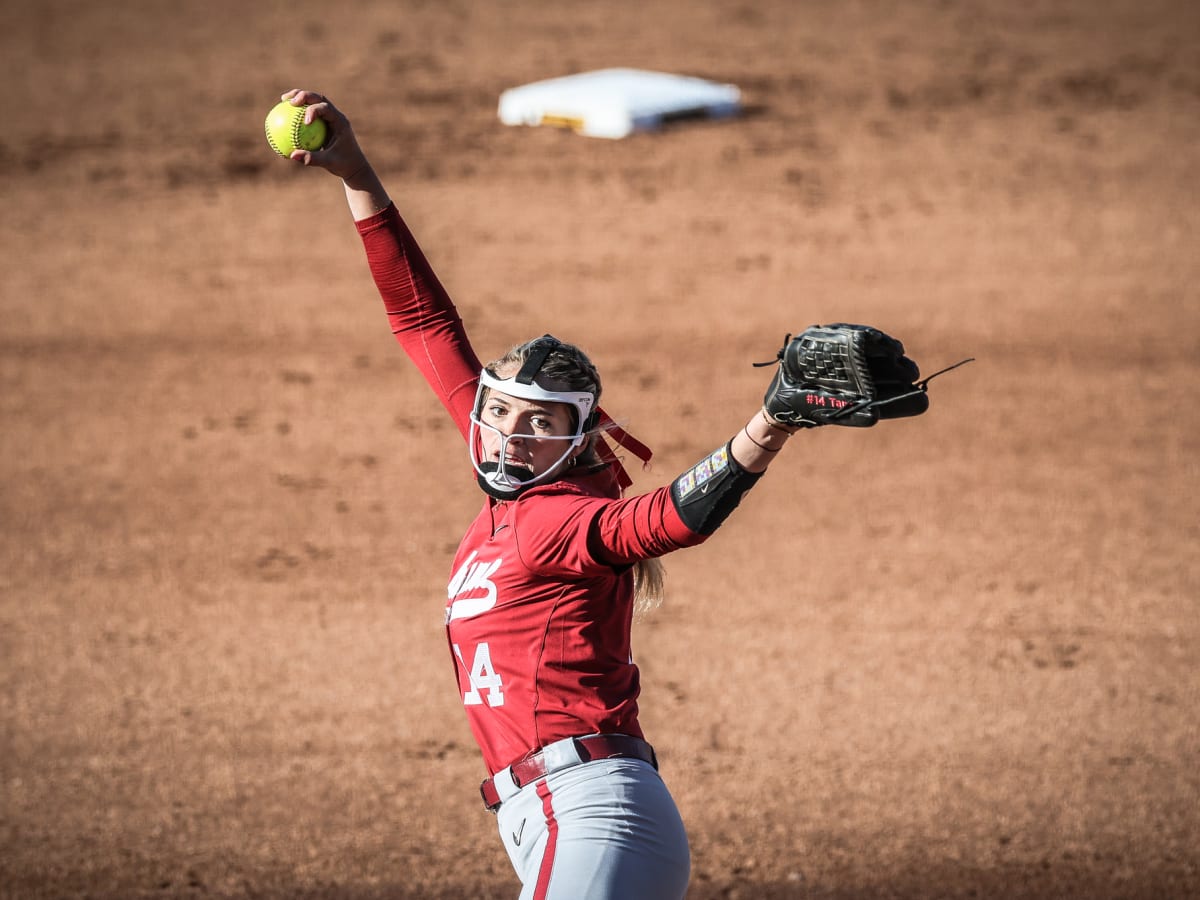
469, 368, 597, 498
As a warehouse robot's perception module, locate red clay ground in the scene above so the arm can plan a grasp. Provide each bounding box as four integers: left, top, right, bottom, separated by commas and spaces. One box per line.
2, 1, 1197, 897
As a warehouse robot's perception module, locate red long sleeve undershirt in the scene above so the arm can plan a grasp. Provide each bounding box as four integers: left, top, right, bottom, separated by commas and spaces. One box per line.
356, 204, 481, 439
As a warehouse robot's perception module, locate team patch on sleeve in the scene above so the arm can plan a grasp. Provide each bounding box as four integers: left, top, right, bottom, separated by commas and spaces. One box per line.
675, 446, 730, 500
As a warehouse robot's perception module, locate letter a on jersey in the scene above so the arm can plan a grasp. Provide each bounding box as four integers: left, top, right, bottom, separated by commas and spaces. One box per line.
447, 551, 503, 622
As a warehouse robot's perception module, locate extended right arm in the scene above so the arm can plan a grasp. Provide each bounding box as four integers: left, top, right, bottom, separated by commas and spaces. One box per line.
355, 204, 482, 439
278, 89, 481, 439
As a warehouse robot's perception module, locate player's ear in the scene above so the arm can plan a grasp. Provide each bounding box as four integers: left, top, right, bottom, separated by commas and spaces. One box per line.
568, 439, 590, 464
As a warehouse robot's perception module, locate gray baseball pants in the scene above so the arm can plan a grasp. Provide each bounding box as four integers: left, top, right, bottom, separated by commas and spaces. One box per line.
495, 756, 690, 899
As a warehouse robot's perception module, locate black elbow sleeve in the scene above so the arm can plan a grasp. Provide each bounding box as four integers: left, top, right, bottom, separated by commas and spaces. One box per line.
670, 442, 763, 536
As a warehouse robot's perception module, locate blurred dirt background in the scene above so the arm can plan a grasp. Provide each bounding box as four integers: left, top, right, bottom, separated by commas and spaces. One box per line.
2, 1, 1198, 897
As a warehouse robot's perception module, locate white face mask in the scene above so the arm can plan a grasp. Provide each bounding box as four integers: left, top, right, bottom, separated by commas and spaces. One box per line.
469, 368, 596, 499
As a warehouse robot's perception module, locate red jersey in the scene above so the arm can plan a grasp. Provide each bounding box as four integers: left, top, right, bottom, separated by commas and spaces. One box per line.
357, 205, 706, 775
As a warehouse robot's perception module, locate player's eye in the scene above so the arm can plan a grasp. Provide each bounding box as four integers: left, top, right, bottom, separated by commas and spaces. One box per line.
531, 416, 554, 432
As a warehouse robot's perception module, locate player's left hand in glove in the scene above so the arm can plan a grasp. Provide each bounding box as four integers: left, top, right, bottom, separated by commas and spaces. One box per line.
760, 323, 971, 428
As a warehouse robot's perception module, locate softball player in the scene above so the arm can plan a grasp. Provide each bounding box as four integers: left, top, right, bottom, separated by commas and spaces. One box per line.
277, 89, 871, 900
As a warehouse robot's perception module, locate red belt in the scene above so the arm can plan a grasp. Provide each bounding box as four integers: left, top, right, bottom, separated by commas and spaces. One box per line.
480, 734, 658, 811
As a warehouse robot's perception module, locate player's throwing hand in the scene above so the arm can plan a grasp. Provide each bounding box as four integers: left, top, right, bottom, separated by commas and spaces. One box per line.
277, 89, 367, 180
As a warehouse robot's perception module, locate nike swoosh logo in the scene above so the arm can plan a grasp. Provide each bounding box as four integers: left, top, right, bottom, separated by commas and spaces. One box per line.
513, 818, 526, 846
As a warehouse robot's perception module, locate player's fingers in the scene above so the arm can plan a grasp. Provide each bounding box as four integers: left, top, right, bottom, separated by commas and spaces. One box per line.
304, 101, 331, 125
290, 140, 352, 173
281, 88, 320, 101
290, 147, 336, 171
281, 88, 318, 107
276, 89, 346, 136
292, 94, 343, 130
281, 88, 329, 111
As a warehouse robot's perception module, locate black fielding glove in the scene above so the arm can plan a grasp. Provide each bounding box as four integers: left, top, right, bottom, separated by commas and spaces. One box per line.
760, 324, 964, 428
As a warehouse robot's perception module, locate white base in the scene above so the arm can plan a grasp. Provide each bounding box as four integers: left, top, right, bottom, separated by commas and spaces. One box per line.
498, 68, 741, 139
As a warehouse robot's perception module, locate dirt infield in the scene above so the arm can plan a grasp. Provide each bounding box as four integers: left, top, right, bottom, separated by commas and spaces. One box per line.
2, 1, 1197, 897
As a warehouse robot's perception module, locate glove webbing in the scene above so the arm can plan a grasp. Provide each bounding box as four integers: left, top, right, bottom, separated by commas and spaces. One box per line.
825, 356, 975, 421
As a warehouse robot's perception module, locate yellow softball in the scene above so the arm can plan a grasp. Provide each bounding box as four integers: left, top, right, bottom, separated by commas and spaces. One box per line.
264, 101, 327, 157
